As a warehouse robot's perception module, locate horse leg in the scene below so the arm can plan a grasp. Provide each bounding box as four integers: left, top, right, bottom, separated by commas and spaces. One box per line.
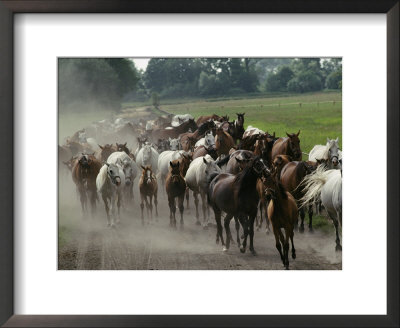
283, 228, 290, 269
154, 192, 158, 219
248, 213, 257, 256
329, 211, 342, 251
308, 204, 314, 232
256, 202, 262, 231
299, 207, 305, 233
144, 196, 150, 223
213, 207, 224, 246
193, 191, 200, 225
264, 202, 271, 235
273, 227, 284, 264
200, 192, 208, 229
140, 193, 145, 225
185, 187, 190, 210
238, 215, 248, 253
116, 192, 122, 224
78, 186, 87, 214
178, 194, 185, 229
102, 194, 111, 226
110, 193, 116, 227
234, 216, 241, 247
149, 195, 153, 222
168, 196, 176, 228
278, 229, 286, 267
223, 214, 234, 251
290, 228, 296, 259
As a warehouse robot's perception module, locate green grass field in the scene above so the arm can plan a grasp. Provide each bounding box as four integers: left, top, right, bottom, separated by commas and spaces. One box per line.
158, 91, 342, 158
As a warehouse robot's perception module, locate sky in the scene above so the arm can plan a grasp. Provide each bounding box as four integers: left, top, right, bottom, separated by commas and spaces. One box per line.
130, 58, 150, 71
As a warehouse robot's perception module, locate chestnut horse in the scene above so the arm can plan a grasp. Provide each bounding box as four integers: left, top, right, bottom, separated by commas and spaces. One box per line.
215, 127, 236, 157
72, 154, 102, 215
192, 145, 218, 161
280, 160, 318, 232
139, 165, 158, 224
262, 172, 298, 270
271, 131, 302, 161
207, 157, 268, 254
196, 114, 227, 126
166, 160, 187, 228
229, 113, 245, 143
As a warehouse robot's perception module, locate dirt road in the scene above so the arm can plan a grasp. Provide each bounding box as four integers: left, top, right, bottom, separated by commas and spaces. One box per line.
58, 177, 342, 270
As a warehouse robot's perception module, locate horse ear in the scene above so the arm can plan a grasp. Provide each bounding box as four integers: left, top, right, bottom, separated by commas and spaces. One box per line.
297, 130, 300, 136
91, 152, 95, 156
336, 137, 339, 143
98, 144, 104, 150
105, 163, 110, 167
203, 157, 208, 164
327, 137, 330, 143
169, 161, 173, 167
141, 165, 146, 170
235, 157, 242, 163
286, 132, 290, 137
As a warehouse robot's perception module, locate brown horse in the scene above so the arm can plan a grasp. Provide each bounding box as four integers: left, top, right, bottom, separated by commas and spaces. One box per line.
208, 157, 268, 254
228, 113, 245, 143
166, 160, 187, 228
272, 155, 292, 178
271, 131, 302, 161
139, 165, 158, 224
152, 119, 198, 140
196, 114, 224, 126
280, 160, 318, 232
262, 172, 298, 269
72, 154, 102, 214
96, 144, 117, 162
179, 120, 215, 152
216, 149, 255, 174
192, 145, 218, 161
215, 127, 236, 156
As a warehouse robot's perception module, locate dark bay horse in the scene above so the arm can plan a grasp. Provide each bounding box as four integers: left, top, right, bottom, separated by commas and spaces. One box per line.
166, 160, 187, 228
72, 154, 102, 215
152, 119, 197, 140
208, 157, 268, 254
229, 113, 245, 143
280, 160, 318, 232
216, 149, 255, 174
215, 127, 236, 156
179, 120, 215, 152
271, 131, 302, 161
262, 172, 298, 270
139, 165, 158, 224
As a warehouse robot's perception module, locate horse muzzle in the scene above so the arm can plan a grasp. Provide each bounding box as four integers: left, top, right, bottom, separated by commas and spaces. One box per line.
125, 179, 131, 186
114, 177, 121, 186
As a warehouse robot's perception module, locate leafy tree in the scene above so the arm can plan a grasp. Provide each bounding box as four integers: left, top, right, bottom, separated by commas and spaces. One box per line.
151, 92, 160, 108
326, 70, 342, 89
287, 71, 322, 93
265, 65, 294, 92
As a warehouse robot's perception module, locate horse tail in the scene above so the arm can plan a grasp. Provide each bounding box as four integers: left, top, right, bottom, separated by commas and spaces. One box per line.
299, 165, 330, 208
96, 164, 108, 192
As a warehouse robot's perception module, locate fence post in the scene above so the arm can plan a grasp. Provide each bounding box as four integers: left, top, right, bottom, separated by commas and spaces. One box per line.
299, 102, 302, 108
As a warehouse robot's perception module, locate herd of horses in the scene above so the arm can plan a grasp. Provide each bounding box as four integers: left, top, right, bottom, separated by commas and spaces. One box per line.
60, 112, 342, 269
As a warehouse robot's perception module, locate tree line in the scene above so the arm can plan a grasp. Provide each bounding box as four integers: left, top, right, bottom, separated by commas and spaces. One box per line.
58, 57, 341, 112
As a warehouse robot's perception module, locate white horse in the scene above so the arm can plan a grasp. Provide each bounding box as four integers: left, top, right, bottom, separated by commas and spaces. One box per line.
195, 131, 215, 149
309, 137, 342, 169
300, 166, 342, 251
185, 155, 222, 227
96, 163, 125, 227
242, 125, 264, 138
107, 152, 138, 203
136, 143, 159, 173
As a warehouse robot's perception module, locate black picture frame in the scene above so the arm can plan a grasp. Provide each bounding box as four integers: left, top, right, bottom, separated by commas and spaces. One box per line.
0, 1, 398, 327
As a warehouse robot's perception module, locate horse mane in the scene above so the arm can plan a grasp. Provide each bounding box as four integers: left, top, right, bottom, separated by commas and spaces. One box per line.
96, 164, 108, 192
322, 139, 335, 160
197, 121, 211, 135
207, 171, 220, 185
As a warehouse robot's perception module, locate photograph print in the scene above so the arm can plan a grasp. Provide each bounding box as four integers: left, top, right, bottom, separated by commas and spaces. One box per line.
58, 57, 342, 270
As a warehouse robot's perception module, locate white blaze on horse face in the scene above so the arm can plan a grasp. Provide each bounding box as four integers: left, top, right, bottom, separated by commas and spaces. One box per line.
146, 169, 151, 184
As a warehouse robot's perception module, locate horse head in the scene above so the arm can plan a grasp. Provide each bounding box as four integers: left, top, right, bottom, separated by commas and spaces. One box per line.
116, 142, 129, 155
106, 163, 122, 186
169, 160, 182, 183
286, 130, 302, 160
141, 165, 154, 185
236, 113, 245, 126
169, 138, 180, 151
327, 137, 340, 167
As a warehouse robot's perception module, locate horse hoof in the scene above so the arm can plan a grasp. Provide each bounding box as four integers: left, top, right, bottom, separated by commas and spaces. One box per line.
335, 244, 342, 251
240, 246, 246, 253
222, 247, 228, 252
240, 234, 244, 239
203, 225, 208, 230
216, 239, 219, 245
195, 220, 201, 226
266, 230, 270, 235
250, 249, 257, 256
299, 226, 305, 233
309, 228, 314, 233
292, 252, 296, 259
256, 227, 260, 232
285, 266, 289, 270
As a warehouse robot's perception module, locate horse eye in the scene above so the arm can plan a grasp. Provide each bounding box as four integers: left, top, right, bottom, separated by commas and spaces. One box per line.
110, 170, 113, 174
